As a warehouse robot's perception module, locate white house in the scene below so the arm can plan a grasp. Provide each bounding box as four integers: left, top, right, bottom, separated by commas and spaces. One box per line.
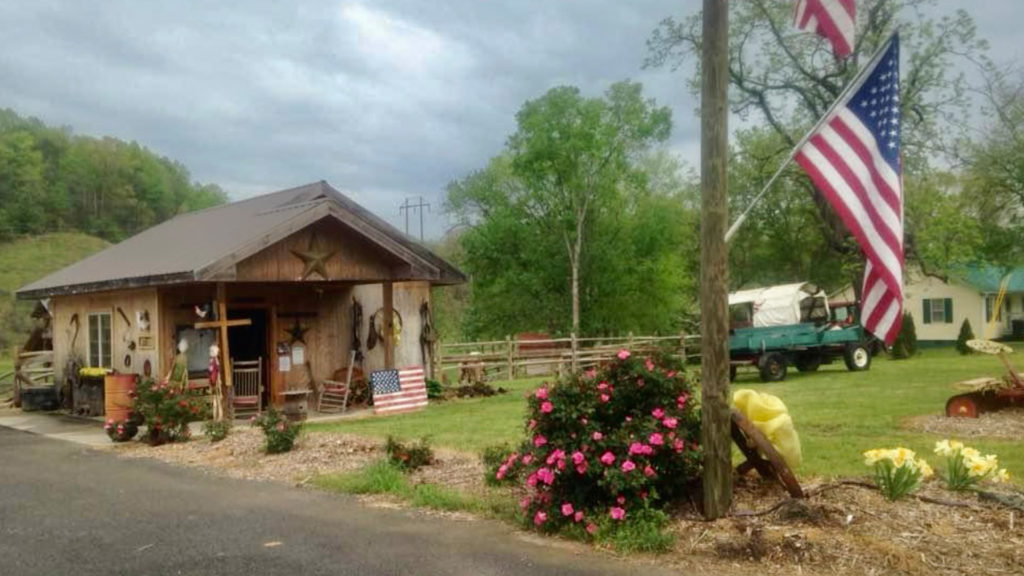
834, 265, 1024, 344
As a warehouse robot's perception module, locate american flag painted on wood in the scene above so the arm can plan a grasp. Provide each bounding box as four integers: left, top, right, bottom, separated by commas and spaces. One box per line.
371, 367, 428, 415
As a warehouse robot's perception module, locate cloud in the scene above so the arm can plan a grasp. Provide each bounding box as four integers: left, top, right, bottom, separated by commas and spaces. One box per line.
0, 1, 1016, 237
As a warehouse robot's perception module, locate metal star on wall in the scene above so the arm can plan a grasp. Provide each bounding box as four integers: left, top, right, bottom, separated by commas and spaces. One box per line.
290, 233, 337, 280
284, 318, 310, 344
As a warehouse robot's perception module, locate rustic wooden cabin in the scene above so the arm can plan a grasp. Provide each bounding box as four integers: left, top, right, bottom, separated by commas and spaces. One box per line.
15, 181, 463, 414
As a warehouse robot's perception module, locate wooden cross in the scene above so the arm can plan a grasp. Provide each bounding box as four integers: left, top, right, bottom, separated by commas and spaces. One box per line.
194, 283, 252, 419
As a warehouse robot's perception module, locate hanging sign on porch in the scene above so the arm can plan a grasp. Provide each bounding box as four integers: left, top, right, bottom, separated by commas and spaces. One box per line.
277, 341, 291, 372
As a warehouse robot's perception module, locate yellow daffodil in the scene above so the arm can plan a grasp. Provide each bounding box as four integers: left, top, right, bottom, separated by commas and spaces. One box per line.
933, 439, 964, 458
993, 468, 1011, 484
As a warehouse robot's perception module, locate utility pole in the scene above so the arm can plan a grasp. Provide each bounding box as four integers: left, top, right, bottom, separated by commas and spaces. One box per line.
700, 0, 732, 520
399, 196, 431, 241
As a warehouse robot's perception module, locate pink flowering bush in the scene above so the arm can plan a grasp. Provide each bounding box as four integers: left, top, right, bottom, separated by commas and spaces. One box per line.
494, 351, 700, 538
251, 408, 302, 453
104, 418, 139, 442
132, 378, 207, 445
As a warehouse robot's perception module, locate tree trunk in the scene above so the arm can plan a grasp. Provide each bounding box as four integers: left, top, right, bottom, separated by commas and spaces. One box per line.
571, 241, 580, 337
700, 0, 733, 520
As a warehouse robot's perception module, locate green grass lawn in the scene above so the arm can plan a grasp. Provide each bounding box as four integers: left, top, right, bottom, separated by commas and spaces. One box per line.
308, 348, 1024, 482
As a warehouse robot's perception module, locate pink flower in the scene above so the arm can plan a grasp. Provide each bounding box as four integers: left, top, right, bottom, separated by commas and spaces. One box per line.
610, 507, 626, 520
644, 357, 655, 372
528, 419, 537, 429
617, 495, 626, 505
651, 407, 665, 419
649, 432, 664, 446
621, 460, 636, 473
662, 417, 678, 429
540, 401, 554, 414
579, 417, 588, 425
636, 378, 645, 388
599, 394, 610, 403
673, 438, 685, 452
574, 510, 584, 523
556, 459, 566, 471
575, 462, 589, 474
561, 502, 574, 517
535, 387, 548, 400
586, 523, 598, 535
600, 451, 616, 466
625, 416, 632, 422
533, 510, 548, 526
276, 421, 286, 432
536, 467, 555, 485
520, 497, 532, 510
526, 473, 538, 487
572, 451, 586, 465
496, 465, 508, 480
592, 431, 604, 441
583, 368, 596, 380
677, 394, 689, 408
522, 454, 534, 465
533, 434, 548, 447
628, 442, 644, 455
597, 381, 609, 391
546, 449, 565, 465
617, 349, 631, 360
644, 465, 656, 478
667, 370, 677, 378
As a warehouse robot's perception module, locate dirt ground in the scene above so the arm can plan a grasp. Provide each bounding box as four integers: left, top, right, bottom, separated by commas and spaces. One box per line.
904, 408, 1024, 440
114, 427, 1024, 576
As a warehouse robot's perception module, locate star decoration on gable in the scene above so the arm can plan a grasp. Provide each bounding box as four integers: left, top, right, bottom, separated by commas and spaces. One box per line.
290, 233, 337, 281
284, 318, 310, 344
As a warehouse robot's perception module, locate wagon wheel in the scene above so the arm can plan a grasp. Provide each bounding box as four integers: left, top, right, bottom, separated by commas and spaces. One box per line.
731, 409, 804, 498
946, 392, 983, 418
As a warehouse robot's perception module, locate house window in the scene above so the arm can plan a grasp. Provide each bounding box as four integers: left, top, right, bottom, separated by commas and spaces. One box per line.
88, 313, 112, 368
922, 298, 952, 324
985, 295, 1008, 323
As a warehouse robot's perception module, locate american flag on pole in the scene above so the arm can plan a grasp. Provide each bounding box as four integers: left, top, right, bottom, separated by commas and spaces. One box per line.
794, 33, 903, 344
794, 0, 856, 58
371, 367, 428, 415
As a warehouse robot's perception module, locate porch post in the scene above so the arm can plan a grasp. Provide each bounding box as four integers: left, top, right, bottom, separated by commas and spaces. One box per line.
383, 281, 395, 369
216, 282, 232, 421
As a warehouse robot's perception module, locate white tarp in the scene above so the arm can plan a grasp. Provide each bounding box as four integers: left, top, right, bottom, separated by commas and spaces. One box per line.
728, 282, 829, 327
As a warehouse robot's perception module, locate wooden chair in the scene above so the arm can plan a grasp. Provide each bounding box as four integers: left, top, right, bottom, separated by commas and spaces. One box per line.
318, 351, 357, 414
232, 358, 263, 417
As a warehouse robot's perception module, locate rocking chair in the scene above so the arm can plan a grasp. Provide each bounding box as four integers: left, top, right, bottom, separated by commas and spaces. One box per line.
318, 351, 358, 414
232, 358, 263, 417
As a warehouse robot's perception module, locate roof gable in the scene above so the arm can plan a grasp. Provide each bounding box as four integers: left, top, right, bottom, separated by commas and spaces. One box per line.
17, 181, 464, 298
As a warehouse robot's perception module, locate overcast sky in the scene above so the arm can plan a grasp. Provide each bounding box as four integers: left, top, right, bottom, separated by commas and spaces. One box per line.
0, 1, 1020, 238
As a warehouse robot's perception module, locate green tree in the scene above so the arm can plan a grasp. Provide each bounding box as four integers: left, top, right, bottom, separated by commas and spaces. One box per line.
956, 318, 975, 355
645, 0, 990, 277
891, 312, 918, 359
506, 81, 672, 335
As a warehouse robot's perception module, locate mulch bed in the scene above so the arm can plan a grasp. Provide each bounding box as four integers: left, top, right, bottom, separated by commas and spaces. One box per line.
114, 428, 1024, 575
903, 408, 1024, 439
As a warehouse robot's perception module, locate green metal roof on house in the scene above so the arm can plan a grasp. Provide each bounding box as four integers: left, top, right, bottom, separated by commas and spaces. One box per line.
954, 264, 1024, 293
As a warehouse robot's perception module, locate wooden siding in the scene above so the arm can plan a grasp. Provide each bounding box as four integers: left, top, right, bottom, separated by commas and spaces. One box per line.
235, 218, 401, 282
353, 281, 431, 372
51, 288, 160, 385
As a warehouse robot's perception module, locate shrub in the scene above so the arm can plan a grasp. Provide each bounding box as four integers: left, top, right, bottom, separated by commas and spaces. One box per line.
863, 447, 933, 500
891, 313, 918, 359
594, 505, 674, 553
426, 379, 443, 399
104, 418, 138, 443
934, 440, 1010, 490
202, 419, 232, 443
385, 436, 434, 472
956, 319, 975, 355
499, 350, 701, 537
132, 378, 206, 445
482, 443, 521, 486
251, 409, 302, 454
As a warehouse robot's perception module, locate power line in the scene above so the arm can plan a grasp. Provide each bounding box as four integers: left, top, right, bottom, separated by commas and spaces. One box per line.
399, 196, 431, 241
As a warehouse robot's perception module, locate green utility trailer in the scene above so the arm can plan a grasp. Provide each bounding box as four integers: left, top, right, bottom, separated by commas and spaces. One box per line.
728, 282, 875, 382
729, 322, 872, 382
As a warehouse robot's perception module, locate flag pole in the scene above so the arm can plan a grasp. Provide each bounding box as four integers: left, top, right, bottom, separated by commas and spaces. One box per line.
724, 31, 897, 243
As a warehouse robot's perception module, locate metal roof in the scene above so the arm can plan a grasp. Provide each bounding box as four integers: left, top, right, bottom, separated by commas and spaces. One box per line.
955, 264, 1024, 293
17, 181, 465, 299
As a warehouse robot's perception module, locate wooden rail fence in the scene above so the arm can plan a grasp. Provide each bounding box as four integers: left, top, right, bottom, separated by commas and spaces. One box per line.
9, 347, 55, 407
434, 332, 700, 383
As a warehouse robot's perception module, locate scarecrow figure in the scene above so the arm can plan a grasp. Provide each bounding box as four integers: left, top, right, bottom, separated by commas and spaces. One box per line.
209, 343, 225, 421
167, 339, 190, 390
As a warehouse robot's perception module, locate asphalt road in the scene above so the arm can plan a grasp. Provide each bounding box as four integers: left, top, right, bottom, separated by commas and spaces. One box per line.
0, 426, 669, 576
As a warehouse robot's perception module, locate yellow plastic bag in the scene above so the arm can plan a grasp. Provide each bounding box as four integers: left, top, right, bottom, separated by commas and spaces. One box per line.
732, 389, 802, 469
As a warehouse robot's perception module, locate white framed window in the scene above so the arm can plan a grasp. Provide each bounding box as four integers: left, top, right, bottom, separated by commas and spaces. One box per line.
923, 298, 951, 324
88, 312, 112, 368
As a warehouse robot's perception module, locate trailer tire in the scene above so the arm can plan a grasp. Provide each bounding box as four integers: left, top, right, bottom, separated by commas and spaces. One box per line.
758, 352, 788, 382
844, 343, 871, 371
795, 354, 822, 372
729, 364, 738, 382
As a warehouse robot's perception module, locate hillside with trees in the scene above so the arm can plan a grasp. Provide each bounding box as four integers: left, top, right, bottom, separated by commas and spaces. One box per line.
0, 108, 226, 243
0, 108, 227, 354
